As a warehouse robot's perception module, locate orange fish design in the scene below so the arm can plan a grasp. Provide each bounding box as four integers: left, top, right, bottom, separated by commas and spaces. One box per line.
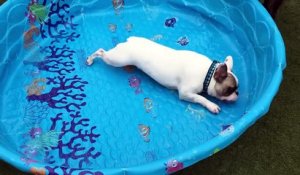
26, 78, 47, 96
24, 25, 40, 49
138, 124, 150, 142
30, 167, 46, 175
112, 0, 124, 10
112, 0, 124, 14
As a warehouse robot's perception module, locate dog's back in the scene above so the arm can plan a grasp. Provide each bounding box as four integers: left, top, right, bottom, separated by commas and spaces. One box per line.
116, 37, 212, 89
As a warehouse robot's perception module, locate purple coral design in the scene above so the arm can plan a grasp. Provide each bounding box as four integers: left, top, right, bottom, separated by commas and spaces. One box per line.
22, 0, 102, 174
46, 112, 101, 167
23, 45, 75, 75
27, 75, 87, 113
39, 0, 80, 44
45, 167, 103, 175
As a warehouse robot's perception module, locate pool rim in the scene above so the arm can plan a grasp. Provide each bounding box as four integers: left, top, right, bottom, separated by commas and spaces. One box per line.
0, 0, 286, 174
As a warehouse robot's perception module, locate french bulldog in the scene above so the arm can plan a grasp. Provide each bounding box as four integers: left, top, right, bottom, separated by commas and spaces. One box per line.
86, 36, 239, 113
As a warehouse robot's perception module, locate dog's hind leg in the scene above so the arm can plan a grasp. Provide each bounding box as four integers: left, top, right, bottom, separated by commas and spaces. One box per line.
86, 46, 130, 67
86, 48, 105, 66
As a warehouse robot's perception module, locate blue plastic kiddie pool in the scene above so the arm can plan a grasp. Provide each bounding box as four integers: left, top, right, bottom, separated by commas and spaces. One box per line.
0, 0, 285, 174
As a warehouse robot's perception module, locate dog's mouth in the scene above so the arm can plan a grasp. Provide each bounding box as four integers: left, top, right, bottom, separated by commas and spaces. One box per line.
220, 92, 238, 102
222, 99, 237, 103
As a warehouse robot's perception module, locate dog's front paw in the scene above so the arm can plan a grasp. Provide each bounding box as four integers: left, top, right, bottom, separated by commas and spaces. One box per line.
206, 102, 221, 114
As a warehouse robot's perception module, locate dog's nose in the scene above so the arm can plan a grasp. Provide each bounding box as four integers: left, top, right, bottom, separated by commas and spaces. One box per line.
236, 91, 239, 96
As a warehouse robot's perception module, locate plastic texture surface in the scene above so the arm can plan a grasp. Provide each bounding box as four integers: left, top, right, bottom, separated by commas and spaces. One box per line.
0, 0, 285, 175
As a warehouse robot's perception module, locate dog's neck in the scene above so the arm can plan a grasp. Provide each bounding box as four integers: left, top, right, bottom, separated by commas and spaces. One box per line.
207, 77, 217, 97
203, 60, 219, 94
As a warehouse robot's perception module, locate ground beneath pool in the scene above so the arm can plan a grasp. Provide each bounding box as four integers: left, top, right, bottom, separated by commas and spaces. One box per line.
0, 0, 299, 175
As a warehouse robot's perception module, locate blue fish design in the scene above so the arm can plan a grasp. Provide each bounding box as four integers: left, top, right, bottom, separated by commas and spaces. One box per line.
220, 124, 234, 136
177, 36, 189, 46
165, 18, 176, 27
222, 125, 231, 131
112, 36, 120, 47
125, 23, 133, 32
108, 23, 117, 32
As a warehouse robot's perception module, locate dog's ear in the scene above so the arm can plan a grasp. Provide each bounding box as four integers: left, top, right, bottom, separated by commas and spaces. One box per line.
225, 56, 233, 71
214, 63, 228, 83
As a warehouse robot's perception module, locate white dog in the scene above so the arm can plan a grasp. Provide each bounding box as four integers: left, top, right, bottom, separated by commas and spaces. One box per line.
87, 37, 238, 113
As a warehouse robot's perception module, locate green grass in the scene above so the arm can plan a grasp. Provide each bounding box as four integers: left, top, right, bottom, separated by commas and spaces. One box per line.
0, 0, 299, 174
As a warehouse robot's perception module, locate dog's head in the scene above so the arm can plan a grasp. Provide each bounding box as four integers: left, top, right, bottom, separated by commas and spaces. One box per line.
212, 56, 239, 102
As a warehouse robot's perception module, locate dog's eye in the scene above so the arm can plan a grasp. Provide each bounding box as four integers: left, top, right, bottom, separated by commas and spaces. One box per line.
223, 86, 237, 96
